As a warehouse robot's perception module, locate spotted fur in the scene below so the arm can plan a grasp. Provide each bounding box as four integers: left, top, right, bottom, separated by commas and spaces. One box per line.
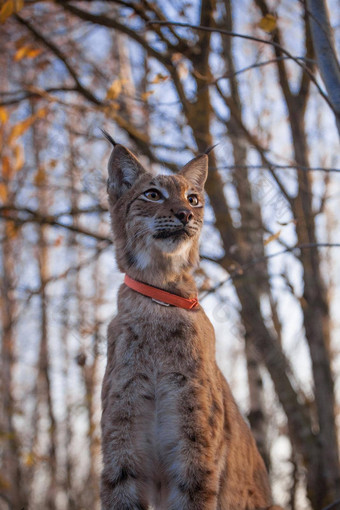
101, 140, 282, 510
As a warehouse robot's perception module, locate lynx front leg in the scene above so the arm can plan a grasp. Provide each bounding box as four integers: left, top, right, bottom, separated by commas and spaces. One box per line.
101, 430, 149, 510
158, 377, 221, 510
167, 465, 219, 510
101, 467, 147, 510
101, 373, 152, 510
165, 433, 221, 510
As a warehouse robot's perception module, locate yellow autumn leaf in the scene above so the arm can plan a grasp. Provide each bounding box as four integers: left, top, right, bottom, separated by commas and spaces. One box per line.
14, 144, 24, 172
140, 90, 154, 101
26, 48, 42, 59
106, 78, 126, 100
0, 106, 8, 124
24, 452, 36, 467
6, 220, 19, 239
258, 14, 277, 33
14, 46, 41, 61
14, 46, 30, 61
0, 182, 8, 202
34, 166, 46, 186
8, 117, 33, 145
264, 229, 281, 246
8, 107, 48, 145
0, 0, 24, 23
35, 106, 48, 118
0, 0, 14, 23
151, 73, 169, 84
48, 159, 57, 168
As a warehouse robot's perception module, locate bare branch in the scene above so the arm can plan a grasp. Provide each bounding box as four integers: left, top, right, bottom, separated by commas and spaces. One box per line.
214, 83, 293, 204
0, 206, 111, 243
201, 242, 340, 299
0, 86, 79, 107
54, 1, 191, 113
25, 243, 110, 296
148, 19, 334, 113
15, 14, 102, 106
55, 0, 172, 69
215, 164, 340, 174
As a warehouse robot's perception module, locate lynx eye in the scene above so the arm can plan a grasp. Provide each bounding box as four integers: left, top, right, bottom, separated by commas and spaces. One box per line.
143, 189, 163, 201
187, 194, 199, 206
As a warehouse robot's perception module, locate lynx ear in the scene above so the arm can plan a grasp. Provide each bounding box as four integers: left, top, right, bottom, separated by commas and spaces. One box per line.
179, 154, 208, 189
106, 142, 147, 199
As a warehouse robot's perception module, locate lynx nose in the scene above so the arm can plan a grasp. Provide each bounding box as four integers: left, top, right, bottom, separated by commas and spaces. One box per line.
175, 209, 193, 225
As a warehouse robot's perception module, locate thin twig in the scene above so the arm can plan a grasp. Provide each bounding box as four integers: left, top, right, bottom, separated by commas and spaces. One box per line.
0, 86, 82, 107
15, 14, 102, 106
214, 164, 340, 173
25, 242, 110, 298
0, 207, 111, 242
147, 20, 333, 112
210, 56, 316, 87
200, 243, 340, 300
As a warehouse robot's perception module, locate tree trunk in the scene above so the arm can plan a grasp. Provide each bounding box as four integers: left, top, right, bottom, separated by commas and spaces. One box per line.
221, 0, 271, 467
184, 0, 319, 485
0, 237, 27, 509
306, 0, 340, 134
32, 110, 58, 509
254, 0, 340, 503
289, 102, 340, 507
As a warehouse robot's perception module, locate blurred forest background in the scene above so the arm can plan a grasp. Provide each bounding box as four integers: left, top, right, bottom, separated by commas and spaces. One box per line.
0, 0, 340, 509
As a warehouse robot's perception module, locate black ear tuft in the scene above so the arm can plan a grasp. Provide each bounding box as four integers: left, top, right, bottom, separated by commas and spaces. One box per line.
205, 143, 218, 155
101, 128, 117, 147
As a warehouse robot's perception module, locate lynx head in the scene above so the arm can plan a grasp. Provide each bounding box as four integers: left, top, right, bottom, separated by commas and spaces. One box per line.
104, 133, 208, 278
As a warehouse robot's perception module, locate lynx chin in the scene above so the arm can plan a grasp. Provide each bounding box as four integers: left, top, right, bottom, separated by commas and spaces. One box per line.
101, 131, 283, 510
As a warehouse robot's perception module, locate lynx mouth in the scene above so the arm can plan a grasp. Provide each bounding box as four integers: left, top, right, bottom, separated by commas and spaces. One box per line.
153, 228, 191, 240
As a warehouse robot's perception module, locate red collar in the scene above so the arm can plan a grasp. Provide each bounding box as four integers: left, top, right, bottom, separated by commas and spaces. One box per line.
124, 274, 199, 310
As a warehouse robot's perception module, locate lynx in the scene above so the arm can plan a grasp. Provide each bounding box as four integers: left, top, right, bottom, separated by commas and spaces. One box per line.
101, 131, 282, 510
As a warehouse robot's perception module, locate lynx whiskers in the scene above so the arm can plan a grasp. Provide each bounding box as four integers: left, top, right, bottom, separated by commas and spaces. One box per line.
101, 133, 283, 510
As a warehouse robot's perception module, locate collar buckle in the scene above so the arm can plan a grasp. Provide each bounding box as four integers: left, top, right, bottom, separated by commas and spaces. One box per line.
152, 298, 171, 307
